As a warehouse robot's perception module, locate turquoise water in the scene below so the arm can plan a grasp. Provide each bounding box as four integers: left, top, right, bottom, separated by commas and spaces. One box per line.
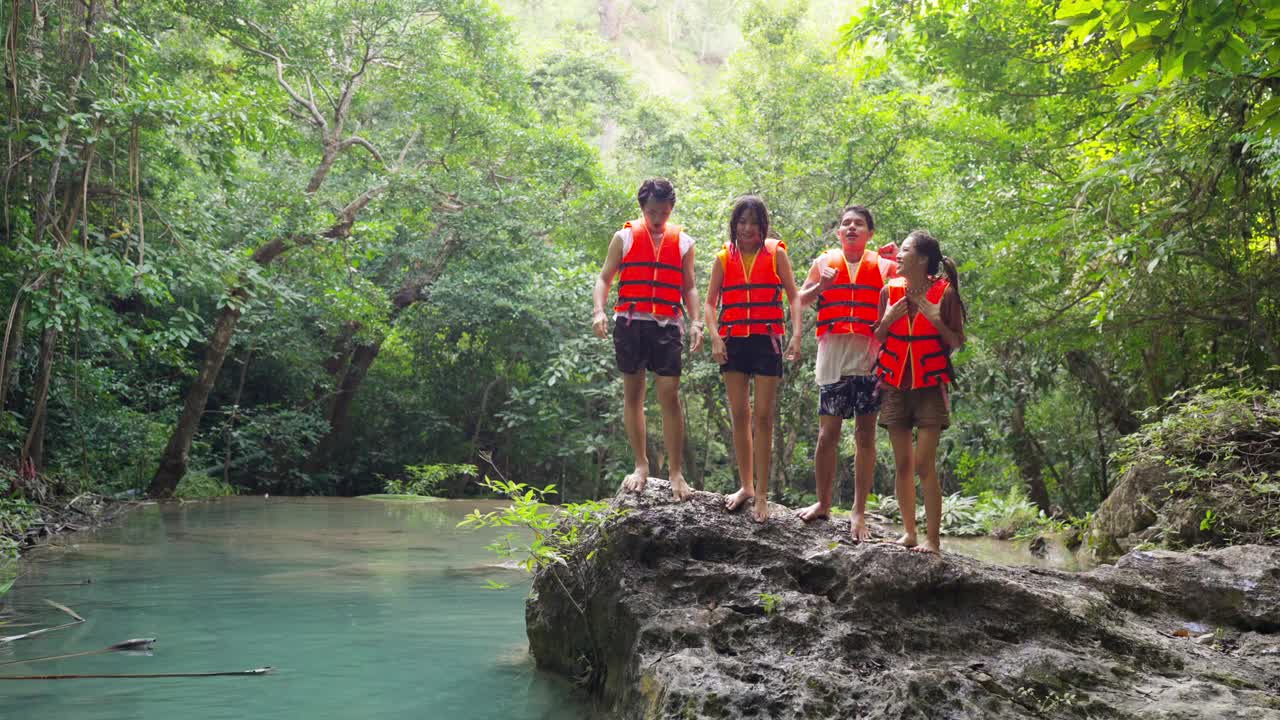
2, 497, 591, 719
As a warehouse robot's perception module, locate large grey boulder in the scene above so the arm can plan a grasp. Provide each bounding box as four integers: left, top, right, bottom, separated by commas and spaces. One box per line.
1089, 462, 1206, 556
526, 480, 1280, 719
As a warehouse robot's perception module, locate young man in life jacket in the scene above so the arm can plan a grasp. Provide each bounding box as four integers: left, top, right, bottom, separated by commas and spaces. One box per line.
592, 178, 703, 502
873, 230, 966, 554
795, 205, 896, 540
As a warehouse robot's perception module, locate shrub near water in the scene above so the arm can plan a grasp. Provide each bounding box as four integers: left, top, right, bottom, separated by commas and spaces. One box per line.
867, 489, 1048, 538
384, 463, 478, 497
1106, 386, 1280, 548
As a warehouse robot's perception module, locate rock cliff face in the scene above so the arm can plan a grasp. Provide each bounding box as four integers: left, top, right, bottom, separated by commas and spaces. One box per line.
526, 480, 1280, 719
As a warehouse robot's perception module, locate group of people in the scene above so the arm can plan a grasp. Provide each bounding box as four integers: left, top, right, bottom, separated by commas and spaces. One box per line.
591, 178, 966, 555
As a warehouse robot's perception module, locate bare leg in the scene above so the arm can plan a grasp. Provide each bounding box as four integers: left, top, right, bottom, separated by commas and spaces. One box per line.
655, 374, 692, 501
722, 371, 754, 511
888, 426, 917, 547
751, 374, 780, 523
621, 371, 650, 493
850, 413, 877, 541
912, 427, 943, 554
797, 414, 843, 521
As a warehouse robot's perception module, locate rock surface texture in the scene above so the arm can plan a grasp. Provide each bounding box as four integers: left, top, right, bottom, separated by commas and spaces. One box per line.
526, 480, 1280, 719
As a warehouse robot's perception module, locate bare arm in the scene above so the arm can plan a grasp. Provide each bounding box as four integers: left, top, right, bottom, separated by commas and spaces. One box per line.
929, 287, 966, 350
797, 255, 832, 307
873, 288, 898, 343
681, 243, 703, 352
776, 249, 804, 360
592, 232, 624, 338
704, 256, 726, 363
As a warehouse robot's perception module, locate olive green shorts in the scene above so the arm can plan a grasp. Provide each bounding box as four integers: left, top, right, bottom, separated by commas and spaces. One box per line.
877, 384, 950, 430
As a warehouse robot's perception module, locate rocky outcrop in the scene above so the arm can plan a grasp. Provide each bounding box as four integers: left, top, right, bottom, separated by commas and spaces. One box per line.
526, 480, 1280, 719
1088, 386, 1280, 557
1088, 461, 1204, 556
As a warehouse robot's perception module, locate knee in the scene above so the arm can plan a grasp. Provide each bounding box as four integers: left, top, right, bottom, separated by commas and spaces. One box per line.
656, 383, 679, 404
623, 387, 646, 406
854, 429, 876, 453
729, 405, 751, 428
816, 426, 839, 449
752, 412, 774, 436
894, 456, 913, 477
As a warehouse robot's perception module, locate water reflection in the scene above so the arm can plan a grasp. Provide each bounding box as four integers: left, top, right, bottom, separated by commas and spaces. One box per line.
3, 497, 590, 720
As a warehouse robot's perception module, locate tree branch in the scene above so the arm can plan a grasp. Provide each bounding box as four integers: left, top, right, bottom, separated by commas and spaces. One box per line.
339, 136, 384, 166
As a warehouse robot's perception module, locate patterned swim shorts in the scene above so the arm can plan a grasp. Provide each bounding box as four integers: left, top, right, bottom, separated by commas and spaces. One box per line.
817, 375, 882, 419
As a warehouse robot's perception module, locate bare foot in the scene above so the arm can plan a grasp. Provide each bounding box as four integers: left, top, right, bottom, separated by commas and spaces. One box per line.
622, 467, 649, 494
669, 475, 693, 502
795, 502, 830, 522
894, 533, 917, 548
724, 487, 754, 512
850, 513, 871, 542
910, 540, 940, 555
752, 496, 769, 523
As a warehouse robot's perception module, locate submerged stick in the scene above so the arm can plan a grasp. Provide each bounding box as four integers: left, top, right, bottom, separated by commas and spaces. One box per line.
0, 667, 273, 680
0, 638, 156, 667
0, 600, 86, 642
45, 599, 85, 622
11, 580, 93, 589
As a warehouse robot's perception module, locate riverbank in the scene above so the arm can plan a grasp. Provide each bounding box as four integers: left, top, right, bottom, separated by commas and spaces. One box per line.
1, 491, 140, 590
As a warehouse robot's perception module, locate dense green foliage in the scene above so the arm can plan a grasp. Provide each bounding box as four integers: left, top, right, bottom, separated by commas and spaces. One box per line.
2, 0, 1277, 541
1111, 385, 1280, 547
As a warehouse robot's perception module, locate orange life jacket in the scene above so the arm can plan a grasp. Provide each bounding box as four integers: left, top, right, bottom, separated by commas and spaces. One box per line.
875, 277, 955, 389
614, 219, 684, 317
815, 248, 885, 337
716, 239, 786, 337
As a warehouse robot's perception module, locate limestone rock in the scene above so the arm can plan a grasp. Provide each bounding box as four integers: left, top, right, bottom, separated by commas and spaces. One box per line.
526, 480, 1280, 719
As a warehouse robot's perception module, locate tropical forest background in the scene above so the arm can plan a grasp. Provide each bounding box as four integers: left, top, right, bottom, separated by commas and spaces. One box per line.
2, 0, 1278, 549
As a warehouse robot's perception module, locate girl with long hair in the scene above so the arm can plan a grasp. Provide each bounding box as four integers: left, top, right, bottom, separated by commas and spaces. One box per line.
704, 195, 802, 522
873, 230, 966, 554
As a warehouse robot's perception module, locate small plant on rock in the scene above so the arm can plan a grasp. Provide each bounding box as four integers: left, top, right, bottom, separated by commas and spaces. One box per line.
759, 592, 781, 616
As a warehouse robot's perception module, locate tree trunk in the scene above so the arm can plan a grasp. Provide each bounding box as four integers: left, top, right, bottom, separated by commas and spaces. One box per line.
597, 0, 625, 40
20, 323, 56, 470
149, 299, 244, 497
222, 353, 251, 486
322, 321, 360, 378
1064, 350, 1140, 435
0, 297, 24, 410
301, 340, 381, 475
471, 377, 502, 454
1008, 396, 1052, 514
299, 236, 460, 476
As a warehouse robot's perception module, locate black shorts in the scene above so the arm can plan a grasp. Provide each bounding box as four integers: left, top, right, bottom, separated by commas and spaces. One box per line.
613, 319, 683, 376
719, 334, 783, 377
818, 375, 882, 419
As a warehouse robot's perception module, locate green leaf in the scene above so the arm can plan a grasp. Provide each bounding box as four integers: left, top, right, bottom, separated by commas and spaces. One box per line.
1245, 96, 1280, 129
1108, 50, 1154, 82
1159, 51, 1186, 85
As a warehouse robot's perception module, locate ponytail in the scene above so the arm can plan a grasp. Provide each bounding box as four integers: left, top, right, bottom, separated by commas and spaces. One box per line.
941, 255, 967, 321
905, 229, 967, 321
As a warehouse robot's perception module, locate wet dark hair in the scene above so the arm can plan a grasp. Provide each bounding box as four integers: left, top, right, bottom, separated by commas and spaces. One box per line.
638, 178, 676, 207
840, 204, 875, 232
904, 229, 966, 320
728, 195, 770, 250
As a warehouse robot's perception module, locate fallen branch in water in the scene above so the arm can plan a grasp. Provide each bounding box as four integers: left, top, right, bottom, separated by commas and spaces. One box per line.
0, 600, 85, 642
11, 580, 93, 589
0, 638, 155, 667
0, 667, 273, 680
